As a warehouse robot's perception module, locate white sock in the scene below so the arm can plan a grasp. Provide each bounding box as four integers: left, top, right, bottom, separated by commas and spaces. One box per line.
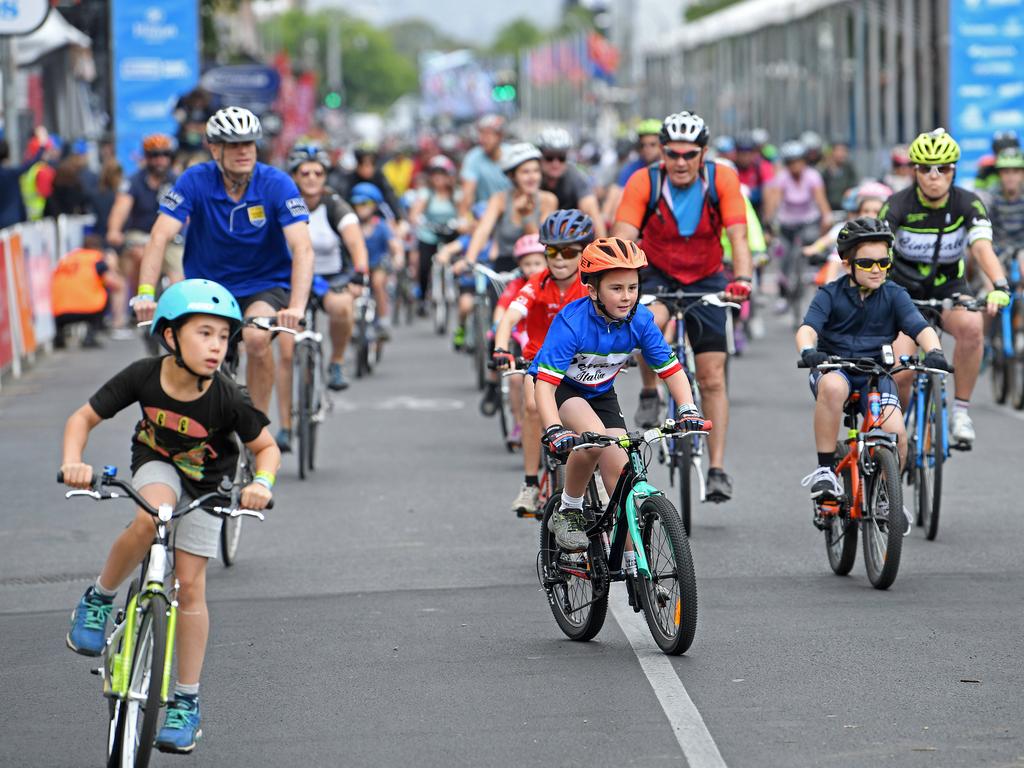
174, 682, 199, 698
560, 492, 584, 510
953, 399, 969, 415
93, 579, 116, 599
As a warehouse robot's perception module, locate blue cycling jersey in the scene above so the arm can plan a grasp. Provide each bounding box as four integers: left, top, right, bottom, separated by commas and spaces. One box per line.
159, 161, 309, 298
530, 297, 681, 396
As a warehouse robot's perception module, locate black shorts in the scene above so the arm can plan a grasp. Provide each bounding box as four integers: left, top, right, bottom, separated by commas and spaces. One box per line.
237, 287, 290, 314
554, 382, 627, 431
897, 275, 969, 303
640, 267, 728, 355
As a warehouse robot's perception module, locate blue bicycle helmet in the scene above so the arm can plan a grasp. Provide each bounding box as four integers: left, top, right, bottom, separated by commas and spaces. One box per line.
151, 279, 243, 386
350, 182, 383, 205
540, 209, 595, 247
287, 144, 331, 173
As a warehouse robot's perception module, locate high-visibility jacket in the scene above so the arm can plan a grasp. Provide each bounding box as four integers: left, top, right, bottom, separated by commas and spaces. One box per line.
52, 248, 108, 316
19, 162, 47, 221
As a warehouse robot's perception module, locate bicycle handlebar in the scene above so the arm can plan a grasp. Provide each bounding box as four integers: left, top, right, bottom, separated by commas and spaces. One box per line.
57, 472, 272, 520
570, 419, 712, 452
910, 294, 984, 312
797, 356, 952, 376
640, 291, 742, 312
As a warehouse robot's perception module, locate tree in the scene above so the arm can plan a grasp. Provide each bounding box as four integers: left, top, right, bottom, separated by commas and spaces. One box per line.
266, 10, 418, 111
387, 18, 464, 64
684, 0, 745, 22
489, 19, 544, 55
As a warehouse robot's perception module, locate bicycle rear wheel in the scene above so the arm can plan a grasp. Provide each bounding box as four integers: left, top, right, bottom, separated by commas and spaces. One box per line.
221, 444, 251, 566
1011, 302, 1024, 409
116, 598, 167, 768
824, 441, 858, 575
472, 304, 488, 390
637, 496, 697, 655
537, 497, 608, 641
991, 319, 1010, 404
919, 377, 944, 540
861, 445, 903, 589
296, 348, 312, 481
674, 437, 702, 537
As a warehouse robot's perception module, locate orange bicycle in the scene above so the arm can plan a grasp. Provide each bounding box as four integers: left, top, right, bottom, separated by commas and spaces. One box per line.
799, 351, 930, 590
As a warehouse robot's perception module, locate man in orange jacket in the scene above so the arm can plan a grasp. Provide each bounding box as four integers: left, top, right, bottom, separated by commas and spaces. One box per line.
52, 234, 125, 348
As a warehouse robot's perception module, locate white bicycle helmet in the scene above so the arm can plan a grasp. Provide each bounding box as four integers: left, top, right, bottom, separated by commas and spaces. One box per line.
536, 127, 573, 152
799, 130, 823, 151
500, 142, 542, 174
780, 140, 807, 162
206, 107, 263, 144
659, 111, 709, 146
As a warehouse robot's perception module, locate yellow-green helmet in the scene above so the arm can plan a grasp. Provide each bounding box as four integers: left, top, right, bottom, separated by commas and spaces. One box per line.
635, 118, 663, 137
996, 148, 1024, 170
908, 128, 961, 165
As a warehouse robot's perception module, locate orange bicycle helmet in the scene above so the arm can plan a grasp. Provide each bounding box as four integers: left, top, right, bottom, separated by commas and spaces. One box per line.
142, 134, 175, 154
579, 237, 648, 280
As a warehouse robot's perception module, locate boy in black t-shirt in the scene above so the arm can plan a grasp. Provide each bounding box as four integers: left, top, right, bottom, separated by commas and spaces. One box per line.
61, 279, 279, 754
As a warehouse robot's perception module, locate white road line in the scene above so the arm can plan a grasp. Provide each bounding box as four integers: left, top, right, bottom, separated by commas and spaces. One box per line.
609, 599, 728, 768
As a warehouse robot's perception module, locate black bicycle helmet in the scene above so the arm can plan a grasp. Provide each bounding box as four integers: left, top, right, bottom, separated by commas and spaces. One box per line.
835, 217, 894, 258
540, 209, 595, 247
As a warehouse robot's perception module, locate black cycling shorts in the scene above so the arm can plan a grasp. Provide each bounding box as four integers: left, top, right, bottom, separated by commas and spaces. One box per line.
640, 267, 728, 355
896, 275, 969, 304
237, 287, 290, 314
554, 382, 627, 431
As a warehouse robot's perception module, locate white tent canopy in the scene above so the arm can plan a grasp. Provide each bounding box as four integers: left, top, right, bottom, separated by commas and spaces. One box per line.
15, 10, 90, 67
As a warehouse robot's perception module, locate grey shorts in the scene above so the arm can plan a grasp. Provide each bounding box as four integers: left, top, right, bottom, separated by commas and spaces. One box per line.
132, 462, 220, 559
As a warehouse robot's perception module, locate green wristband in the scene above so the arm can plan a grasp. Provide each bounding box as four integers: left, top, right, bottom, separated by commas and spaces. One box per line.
136, 283, 155, 297
254, 470, 275, 490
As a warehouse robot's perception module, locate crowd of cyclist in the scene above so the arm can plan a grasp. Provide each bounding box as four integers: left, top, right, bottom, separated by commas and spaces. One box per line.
50, 100, 1024, 754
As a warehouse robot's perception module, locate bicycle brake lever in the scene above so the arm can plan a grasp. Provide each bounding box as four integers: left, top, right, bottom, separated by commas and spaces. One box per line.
211, 507, 266, 521
65, 489, 104, 500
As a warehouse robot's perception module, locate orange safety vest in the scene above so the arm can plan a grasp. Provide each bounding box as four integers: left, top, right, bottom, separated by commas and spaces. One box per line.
52, 248, 108, 316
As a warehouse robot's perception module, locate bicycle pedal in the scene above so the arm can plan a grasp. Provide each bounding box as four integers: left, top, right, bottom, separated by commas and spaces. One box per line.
90, 666, 103, 677
952, 441, 972, 452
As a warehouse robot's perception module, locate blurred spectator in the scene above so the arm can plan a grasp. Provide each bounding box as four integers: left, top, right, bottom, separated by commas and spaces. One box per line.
21, 130, 61, 221
884, 145, 914, 192
44, 153, 91, 217
383, 144, 415, 197
92, 158, 123, 242
0, 127, 48, 228
329, 144, 406, 221
51, 233, 126, 349
821, 141, 858, 210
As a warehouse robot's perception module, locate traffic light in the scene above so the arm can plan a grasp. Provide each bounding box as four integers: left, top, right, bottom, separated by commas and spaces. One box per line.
324, 91, 343, 109
492, 84, 516, 103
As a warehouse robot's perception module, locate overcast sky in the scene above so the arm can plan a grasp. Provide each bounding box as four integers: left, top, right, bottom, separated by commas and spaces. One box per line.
308, 0, 563, 45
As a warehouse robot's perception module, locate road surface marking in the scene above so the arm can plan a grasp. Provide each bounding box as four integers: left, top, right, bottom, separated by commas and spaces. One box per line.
610, 599, 728, 768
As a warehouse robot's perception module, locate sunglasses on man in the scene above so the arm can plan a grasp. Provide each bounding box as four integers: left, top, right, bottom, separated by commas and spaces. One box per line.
145, 151, 174, 159
915, 163, 955, 176
299, 168, 325, 178
664, 147, 701, 162
544, 245, 582, 260
542, 153, 567, 163
852, 256, 893, 271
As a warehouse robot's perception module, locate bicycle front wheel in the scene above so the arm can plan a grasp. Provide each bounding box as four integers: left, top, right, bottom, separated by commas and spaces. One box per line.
637, 496, 697, 654
472, 305, 488, 390
1012, 302, 1024, 409
991, 319, 1009, 404
920, 376, 944, 541
537, 498, 608, 641
861, 445, 904, 590
117, 598, 167, 768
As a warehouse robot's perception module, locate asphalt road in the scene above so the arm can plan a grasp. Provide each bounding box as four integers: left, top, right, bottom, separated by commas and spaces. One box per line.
2, 308, 1023, 768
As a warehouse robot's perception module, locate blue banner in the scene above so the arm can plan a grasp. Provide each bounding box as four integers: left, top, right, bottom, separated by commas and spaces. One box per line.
111, 0, 200, 173
949, 0, 1024, 182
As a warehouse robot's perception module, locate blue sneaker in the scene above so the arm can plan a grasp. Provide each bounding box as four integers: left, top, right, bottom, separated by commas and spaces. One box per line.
275, 427, 292, 453
327, 362, 349, 391
66, 586, 113, 657
156, 696, 202, 754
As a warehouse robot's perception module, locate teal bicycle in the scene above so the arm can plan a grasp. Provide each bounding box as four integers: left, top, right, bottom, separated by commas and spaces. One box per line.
59, 467, 268, 767
537, 419, 709, 655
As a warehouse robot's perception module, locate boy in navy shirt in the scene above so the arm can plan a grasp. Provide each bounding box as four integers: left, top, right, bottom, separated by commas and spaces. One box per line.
795, 218, 949, 519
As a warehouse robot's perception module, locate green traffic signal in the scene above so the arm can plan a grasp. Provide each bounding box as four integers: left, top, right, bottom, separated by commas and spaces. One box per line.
324, 91, 342, 109
491, 84, 516, 103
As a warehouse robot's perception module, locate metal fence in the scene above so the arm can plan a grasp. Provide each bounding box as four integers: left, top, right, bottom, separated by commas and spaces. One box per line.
642, 0, 949, 173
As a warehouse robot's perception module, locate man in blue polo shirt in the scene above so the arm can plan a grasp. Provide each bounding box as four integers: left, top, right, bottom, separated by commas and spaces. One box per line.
133, 106, 314, 423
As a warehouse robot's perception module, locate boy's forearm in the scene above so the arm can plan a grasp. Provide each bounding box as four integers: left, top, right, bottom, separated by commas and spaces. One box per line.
664, 370, 696, 410
62, 410, 94, 463
252, 444, 281, 477
795, 325, 817, 350
915, 327, 942, 351
534, 380, 560, 429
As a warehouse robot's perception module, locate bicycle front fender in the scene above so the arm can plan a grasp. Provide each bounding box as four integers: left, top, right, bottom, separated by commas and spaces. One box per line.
625, 481, 663, 579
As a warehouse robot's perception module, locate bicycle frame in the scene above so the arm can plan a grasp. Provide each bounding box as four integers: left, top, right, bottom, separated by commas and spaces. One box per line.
908, 370, 949, 468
